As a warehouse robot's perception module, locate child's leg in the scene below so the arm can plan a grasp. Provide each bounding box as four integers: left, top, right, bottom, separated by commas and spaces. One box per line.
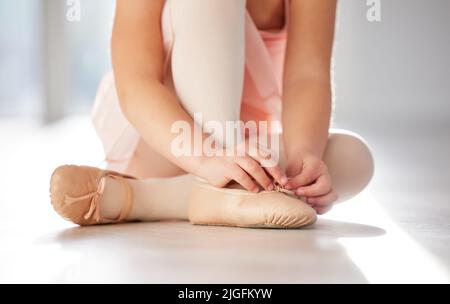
170, 0, 246, 146
125, 138, 186, 179
126, 0, 247, 177
323, 129, 375, 203
100, 0, 247, 221
100, 174, 194, 221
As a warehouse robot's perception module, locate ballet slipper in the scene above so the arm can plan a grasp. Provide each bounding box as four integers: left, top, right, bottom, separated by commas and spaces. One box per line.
49, 165, 136, 226
188, 179, 317, 229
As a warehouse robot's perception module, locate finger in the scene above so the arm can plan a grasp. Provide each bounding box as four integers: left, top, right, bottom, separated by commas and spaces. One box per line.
249, 149, 287, 186
296, 175, 331, 197
314, 204, 334, 215
307, 190, 338, 208
228, 165, 259, 193
236, 156, 273, 191
264, 165, 288, 187
285, 161, 321, 190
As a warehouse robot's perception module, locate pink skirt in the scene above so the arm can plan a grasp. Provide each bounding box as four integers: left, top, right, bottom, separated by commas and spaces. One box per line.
92, 0, 289, 172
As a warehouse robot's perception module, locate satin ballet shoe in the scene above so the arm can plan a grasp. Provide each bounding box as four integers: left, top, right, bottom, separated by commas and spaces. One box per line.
188, 179, 317, 229
49, 165, 136, 226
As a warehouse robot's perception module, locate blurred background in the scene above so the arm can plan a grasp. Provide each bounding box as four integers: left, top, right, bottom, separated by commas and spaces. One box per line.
1, 0, 449, 126
0, 0, 114, 119
0, 0, 449, 283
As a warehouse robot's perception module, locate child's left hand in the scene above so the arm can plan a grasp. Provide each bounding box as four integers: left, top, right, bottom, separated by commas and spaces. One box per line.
285, 153, 338, 215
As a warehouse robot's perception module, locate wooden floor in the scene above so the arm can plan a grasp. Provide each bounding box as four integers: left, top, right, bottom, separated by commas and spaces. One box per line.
0, 116, 449, 283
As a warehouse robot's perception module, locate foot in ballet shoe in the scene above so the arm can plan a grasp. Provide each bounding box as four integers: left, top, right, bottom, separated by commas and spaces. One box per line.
188, 179, 317, 229
49, 165, 136, 226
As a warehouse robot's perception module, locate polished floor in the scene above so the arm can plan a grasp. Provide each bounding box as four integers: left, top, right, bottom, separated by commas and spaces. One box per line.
0, 116, 449, 283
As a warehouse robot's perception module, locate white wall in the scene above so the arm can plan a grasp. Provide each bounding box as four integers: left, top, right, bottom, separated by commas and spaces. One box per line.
333, 0, 450, 133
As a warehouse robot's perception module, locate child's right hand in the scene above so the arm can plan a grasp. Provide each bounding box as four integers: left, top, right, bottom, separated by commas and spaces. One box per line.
197, 140, 288, 192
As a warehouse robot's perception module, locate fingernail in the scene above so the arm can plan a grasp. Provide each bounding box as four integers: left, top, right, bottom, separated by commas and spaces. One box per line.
280, 176, 288, 185
304, 197, 314, 205
253, 187, 260, 193
284, 184, 292, 190
296, 189, 305, 196
268, 184, 274, 191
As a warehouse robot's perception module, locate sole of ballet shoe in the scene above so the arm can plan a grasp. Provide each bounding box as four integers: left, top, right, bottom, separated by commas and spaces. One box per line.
188, 179, 317, 229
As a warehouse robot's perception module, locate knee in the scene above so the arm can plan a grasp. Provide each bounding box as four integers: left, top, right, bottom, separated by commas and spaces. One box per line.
326, 130, 375, 190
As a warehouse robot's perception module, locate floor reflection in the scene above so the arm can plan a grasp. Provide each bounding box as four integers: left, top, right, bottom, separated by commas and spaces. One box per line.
31, 219, 386, 283
1, 117, 449, 283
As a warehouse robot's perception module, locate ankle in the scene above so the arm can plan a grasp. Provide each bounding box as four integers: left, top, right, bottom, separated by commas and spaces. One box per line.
99, 177, 131, 220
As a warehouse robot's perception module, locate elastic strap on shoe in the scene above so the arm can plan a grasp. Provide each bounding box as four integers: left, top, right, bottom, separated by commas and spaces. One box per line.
64, 173, 133, 224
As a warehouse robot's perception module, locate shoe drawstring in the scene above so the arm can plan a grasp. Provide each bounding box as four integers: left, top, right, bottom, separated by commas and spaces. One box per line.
274, 182, 296, 197
63, 173, 132, 223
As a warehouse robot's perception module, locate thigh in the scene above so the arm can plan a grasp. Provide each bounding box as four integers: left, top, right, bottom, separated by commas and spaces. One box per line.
125, 138, 186, 179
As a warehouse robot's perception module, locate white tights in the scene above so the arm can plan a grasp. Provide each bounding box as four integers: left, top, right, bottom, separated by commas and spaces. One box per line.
100, 0, 374, 221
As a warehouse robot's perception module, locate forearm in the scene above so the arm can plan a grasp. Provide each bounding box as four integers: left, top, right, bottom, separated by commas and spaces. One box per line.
118, 78, 204, 175
282, 79, 332, 164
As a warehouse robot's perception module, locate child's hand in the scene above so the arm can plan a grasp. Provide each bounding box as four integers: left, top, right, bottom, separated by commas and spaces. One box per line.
198, 139, 288, 193
285, 153, 338, 214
